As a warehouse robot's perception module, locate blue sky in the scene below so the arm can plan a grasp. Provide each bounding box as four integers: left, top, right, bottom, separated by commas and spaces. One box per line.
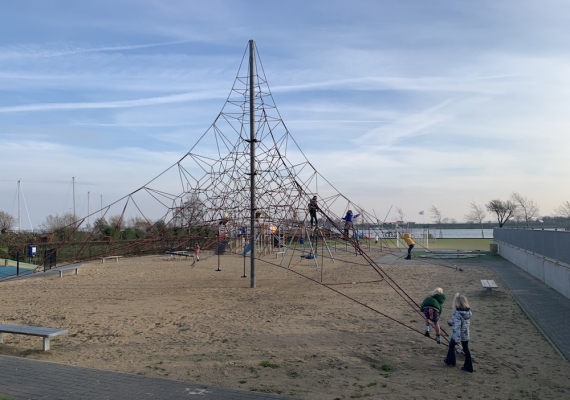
1, 0, 569, 229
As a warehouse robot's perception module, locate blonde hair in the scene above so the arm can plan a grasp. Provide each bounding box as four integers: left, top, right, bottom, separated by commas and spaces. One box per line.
452, 293, 469, 309
430, 287, 443, 295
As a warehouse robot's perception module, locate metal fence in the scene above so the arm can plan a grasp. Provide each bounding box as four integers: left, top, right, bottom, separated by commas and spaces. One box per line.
494, 228, 570, 266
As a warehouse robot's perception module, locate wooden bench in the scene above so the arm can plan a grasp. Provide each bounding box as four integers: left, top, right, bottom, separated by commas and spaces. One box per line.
55, 265, 82, 278
481, 279, 499, 294
101, 256, 122, 263
0, 323, 68, 351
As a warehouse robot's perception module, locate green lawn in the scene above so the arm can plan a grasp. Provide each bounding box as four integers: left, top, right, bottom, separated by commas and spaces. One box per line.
309, 238, 494, 254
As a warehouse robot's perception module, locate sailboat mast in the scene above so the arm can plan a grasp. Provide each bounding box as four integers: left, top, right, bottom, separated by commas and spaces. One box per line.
87, 191, 90, 229
72, 176, 76, 220
249, 39, 256, 288
18, 180, 21, 232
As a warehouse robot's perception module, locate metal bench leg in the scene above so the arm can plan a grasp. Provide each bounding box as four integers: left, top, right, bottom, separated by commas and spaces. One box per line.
43, 337, 50, 351
75, 268, 79, 275
59, 271, 63, 278
0, 333, 3, 343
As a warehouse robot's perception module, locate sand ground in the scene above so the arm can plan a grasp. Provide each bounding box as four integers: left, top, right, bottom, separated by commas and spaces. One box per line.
1, 246, 569, 399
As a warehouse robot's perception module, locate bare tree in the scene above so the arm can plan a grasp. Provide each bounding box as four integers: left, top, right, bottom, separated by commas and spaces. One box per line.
394, 207, 405, 224
430, 205, 442, 224
510, 192, 540, 227
486, 199, 517, 227
465, 201, 487, 238
0, 211, 16, 233
430, 205, 443, 238
39, 212, 78, 232
108, 215, 125, 231
173, 193, 207, 228
554, 201, 570, 218
127, 216, 153, 232
93, 217, 110, 234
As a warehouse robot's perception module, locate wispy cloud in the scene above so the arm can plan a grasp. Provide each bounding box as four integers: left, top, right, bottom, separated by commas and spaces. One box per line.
272, 74, 514, 95
0, 90, 227, 113
0, 40, 195, 60
352, 98, 489, 147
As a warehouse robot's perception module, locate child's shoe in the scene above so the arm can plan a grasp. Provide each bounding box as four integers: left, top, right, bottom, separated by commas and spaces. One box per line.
436, 335, 441, 344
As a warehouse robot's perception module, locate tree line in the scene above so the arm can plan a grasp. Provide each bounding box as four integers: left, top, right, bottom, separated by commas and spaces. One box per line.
390, 192, 570, 235
2, 192, 570, 235
0, 192, 208, 236
446, 193, 569, 231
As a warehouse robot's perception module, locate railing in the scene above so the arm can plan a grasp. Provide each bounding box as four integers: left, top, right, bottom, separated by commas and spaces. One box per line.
494, 228, 570, 267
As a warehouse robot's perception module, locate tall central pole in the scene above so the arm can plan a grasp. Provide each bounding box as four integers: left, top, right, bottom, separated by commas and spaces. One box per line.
249, 39, 256, 288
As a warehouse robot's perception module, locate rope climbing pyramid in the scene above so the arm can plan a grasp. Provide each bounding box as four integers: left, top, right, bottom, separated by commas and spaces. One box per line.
29, 40, 381, 270
2, 40, 457, 347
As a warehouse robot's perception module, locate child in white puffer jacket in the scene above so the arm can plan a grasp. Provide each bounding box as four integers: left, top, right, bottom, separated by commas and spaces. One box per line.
444, 293, 473, 372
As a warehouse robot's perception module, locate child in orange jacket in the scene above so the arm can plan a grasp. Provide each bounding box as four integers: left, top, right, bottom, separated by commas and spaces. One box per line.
399, 232, 415, 260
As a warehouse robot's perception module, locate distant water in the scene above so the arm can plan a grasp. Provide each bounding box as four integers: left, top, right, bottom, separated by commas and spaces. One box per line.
417, 228, 493, 239
363, 228, 493, 239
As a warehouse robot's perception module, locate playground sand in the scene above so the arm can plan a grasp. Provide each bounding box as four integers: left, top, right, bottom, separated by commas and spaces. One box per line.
1, 249, 569, 399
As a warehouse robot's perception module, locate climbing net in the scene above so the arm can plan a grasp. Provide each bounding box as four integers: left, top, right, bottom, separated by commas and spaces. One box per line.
11, 42, 457, 344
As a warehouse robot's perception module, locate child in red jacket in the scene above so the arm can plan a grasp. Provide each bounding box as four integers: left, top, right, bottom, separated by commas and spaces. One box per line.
194, 244, 200, 262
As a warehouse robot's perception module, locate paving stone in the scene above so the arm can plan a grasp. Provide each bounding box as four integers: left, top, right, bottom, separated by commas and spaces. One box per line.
0, 355, 300, 400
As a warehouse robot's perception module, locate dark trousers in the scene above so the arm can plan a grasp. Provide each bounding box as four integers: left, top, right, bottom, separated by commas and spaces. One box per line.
445, 339, 473, 372
343, 221, 353, 237
405, 244, 414, 258
309, 211, 317, 226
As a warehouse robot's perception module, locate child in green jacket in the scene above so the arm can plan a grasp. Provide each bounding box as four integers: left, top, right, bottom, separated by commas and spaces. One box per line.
420, 287, 446, 344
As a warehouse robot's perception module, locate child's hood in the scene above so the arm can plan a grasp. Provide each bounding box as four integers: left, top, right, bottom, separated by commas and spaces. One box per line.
432, 293, 446, 304
456, 308, 472, 320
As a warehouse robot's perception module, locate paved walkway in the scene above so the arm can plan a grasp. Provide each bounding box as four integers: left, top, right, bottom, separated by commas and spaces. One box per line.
487, 258, 570, 362
0, 355, 300, 400
1, 254, 569, 399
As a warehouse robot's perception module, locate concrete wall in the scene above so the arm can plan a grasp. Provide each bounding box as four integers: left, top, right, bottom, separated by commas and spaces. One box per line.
498, 243, 570, 300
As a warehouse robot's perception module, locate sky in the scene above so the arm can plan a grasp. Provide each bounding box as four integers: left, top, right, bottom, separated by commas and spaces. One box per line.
1, 0, 570, 230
